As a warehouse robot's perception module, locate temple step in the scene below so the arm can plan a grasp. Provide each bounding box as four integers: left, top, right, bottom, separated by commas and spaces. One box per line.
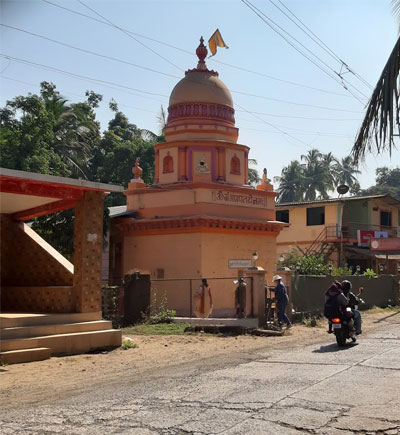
1, 320, 113, 340
0, 347, 51, 365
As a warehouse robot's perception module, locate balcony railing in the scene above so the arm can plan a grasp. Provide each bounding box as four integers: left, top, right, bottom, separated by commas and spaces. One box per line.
342, 222, 399, 240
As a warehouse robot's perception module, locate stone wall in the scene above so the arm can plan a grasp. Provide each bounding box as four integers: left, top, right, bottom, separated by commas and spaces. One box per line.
291, 274, 400, 315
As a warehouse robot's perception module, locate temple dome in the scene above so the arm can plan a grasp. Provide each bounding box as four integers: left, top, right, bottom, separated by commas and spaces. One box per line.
164, 37, 238, 143
169, 71, 233, 108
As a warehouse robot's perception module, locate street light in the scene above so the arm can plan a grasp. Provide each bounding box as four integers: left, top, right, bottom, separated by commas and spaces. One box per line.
328, 264, 333, 275
296, 262, 301, 273
379, 264, 384, 274
356, 265, 361, 275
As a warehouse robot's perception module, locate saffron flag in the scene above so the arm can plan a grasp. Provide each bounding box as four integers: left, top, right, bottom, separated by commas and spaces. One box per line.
208, 29, 229, 57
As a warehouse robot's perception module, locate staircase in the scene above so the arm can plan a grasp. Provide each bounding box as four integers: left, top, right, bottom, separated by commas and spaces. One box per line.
0, 312, 122, 364
305, 226, 343, 261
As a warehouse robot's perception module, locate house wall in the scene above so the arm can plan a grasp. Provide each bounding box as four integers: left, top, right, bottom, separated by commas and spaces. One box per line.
276, 203, 339, 256
342, 199, 369, 226
369, 198, 400, 227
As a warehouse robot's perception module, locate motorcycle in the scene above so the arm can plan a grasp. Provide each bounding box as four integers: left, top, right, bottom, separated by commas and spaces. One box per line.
327, 287, 364, 347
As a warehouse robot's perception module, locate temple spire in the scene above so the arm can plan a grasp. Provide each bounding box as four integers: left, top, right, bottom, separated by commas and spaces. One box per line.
196, 36, 208, 70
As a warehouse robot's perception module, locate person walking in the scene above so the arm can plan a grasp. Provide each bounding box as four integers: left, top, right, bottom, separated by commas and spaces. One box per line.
271, 275, 292, 329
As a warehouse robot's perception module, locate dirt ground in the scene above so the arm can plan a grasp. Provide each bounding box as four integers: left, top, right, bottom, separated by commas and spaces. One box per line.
0, 310, 396, 411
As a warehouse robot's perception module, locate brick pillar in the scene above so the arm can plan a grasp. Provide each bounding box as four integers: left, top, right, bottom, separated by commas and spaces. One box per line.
245, 268, 267, 327
73, 191, 104, 313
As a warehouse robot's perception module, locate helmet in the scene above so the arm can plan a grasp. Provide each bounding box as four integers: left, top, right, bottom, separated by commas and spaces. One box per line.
341, 280, 352, 293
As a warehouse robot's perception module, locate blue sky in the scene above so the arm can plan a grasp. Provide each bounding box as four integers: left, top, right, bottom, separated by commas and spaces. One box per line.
1, 0, 398, 189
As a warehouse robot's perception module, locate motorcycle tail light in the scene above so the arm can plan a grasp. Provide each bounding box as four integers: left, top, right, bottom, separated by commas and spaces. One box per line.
332, 318, 341, 323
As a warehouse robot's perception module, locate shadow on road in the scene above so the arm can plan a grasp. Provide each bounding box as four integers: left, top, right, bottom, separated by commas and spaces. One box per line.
373, 311, 400, 323
313, 342, 359, 353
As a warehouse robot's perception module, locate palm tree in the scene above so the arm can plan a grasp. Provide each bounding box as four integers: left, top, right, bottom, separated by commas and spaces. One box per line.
352, 2, 400, 163
275, 160, 304, 203
335, 156, 361, 191
322, 152, 339, 192
301, 149, 331, 201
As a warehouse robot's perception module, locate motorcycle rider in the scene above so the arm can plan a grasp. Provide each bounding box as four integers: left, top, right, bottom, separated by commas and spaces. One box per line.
324, 281, 349, 333
341, 280, 362, 335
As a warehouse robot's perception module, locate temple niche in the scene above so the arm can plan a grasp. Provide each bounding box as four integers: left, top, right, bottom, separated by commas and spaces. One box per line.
110, 38, 286, 317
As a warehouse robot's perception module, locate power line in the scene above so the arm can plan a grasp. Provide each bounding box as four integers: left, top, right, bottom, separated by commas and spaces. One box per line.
273, 0, 374, 90
1, 76, 160, 114
235, 110, 362, 121
76, 0, 182, 73
41, 0, 352, 98
241, 0, 368, 104
1, 25, 363, 113
0, 54, 170, 103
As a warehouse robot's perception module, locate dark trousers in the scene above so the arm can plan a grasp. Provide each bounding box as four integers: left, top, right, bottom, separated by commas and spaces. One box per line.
277, 301, 291, 326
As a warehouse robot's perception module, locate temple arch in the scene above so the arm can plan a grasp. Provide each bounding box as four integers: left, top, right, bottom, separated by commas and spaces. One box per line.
163, 152, 174, 173
230, 154, 240, 175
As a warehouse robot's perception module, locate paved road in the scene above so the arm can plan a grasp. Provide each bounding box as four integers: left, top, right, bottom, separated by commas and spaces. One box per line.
2, 312, 400, 434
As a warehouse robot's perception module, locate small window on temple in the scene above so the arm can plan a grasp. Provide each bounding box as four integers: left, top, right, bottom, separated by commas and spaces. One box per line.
276, 210, 289, 223
163, 152, 173, 173
230, 154, 240, 175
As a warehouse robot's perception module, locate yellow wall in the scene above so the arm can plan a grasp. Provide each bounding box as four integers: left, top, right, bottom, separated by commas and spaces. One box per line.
276, 203, 340, 256
122, 230, 277, 317
369, 198, 399, 227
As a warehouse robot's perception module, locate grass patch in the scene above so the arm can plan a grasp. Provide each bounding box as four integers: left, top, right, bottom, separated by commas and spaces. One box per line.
122, 322, 190, 335
121, 340, 138, 350
366, 305, 399, 314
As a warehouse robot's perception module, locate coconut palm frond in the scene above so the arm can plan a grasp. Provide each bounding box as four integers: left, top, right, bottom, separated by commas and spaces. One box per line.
352, 35, 400, 163
392, 0, 400, 33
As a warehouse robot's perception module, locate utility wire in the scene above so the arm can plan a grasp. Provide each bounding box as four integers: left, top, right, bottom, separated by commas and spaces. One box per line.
241, 0, 368, 104
273, 0, 373, 90
0, 25, 363, 113
1, 76, 160, 114
0, 54, 170, 103
76, 0, 182, 73
41, 0, 352, 98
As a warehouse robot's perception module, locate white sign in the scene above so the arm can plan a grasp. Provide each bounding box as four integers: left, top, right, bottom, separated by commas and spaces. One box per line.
228, 259, 252, 269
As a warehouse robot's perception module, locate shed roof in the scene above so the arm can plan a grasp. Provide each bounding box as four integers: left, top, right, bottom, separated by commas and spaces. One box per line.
275, 194, 400, 209
0, 167, 124, 220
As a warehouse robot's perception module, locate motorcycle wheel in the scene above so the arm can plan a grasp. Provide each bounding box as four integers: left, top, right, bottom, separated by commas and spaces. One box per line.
335, 330, 346, 347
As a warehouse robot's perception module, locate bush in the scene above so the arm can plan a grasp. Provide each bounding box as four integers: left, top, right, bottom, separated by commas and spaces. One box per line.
362, 268, 377, 279
332, 265, 353, 277
146, 290, 176, 324
284, 252, 328, 275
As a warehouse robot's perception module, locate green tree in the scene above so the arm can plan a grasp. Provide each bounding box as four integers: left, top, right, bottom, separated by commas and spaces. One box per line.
360, 166, 400, 200
275, 160, 304, 203
335, 156, 361, 191
301, 149, 331, 200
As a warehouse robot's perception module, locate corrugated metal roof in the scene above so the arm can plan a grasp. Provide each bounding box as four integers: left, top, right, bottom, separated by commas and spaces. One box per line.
275, 194, 400, 208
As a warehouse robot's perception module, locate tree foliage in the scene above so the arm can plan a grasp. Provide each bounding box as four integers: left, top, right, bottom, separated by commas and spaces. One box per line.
275, 149, 360, 203
0, 82, 158, 257
360, 166, 400, 200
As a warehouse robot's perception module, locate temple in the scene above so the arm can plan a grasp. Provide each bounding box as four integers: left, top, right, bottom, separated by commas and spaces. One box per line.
109, 38, 286, 316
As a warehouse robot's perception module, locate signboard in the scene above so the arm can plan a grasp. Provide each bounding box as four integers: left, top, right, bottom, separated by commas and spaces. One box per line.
228, 259, 252, 269
357, 230, 375, 247
212, 191, 268, 209
370, 238, 400, 251
374, 231, 388, 239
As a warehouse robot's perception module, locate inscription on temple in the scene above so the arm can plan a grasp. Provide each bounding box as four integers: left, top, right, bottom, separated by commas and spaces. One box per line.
211, 190, 268, 208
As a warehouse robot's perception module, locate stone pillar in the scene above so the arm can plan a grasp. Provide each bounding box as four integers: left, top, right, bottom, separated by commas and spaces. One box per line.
154, 149, 160, 184
217, 147, 225, 182
244, 151, 249, 185
73, 190, 104, 313
245, 268, 267, 327
178, 146, 187, 181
